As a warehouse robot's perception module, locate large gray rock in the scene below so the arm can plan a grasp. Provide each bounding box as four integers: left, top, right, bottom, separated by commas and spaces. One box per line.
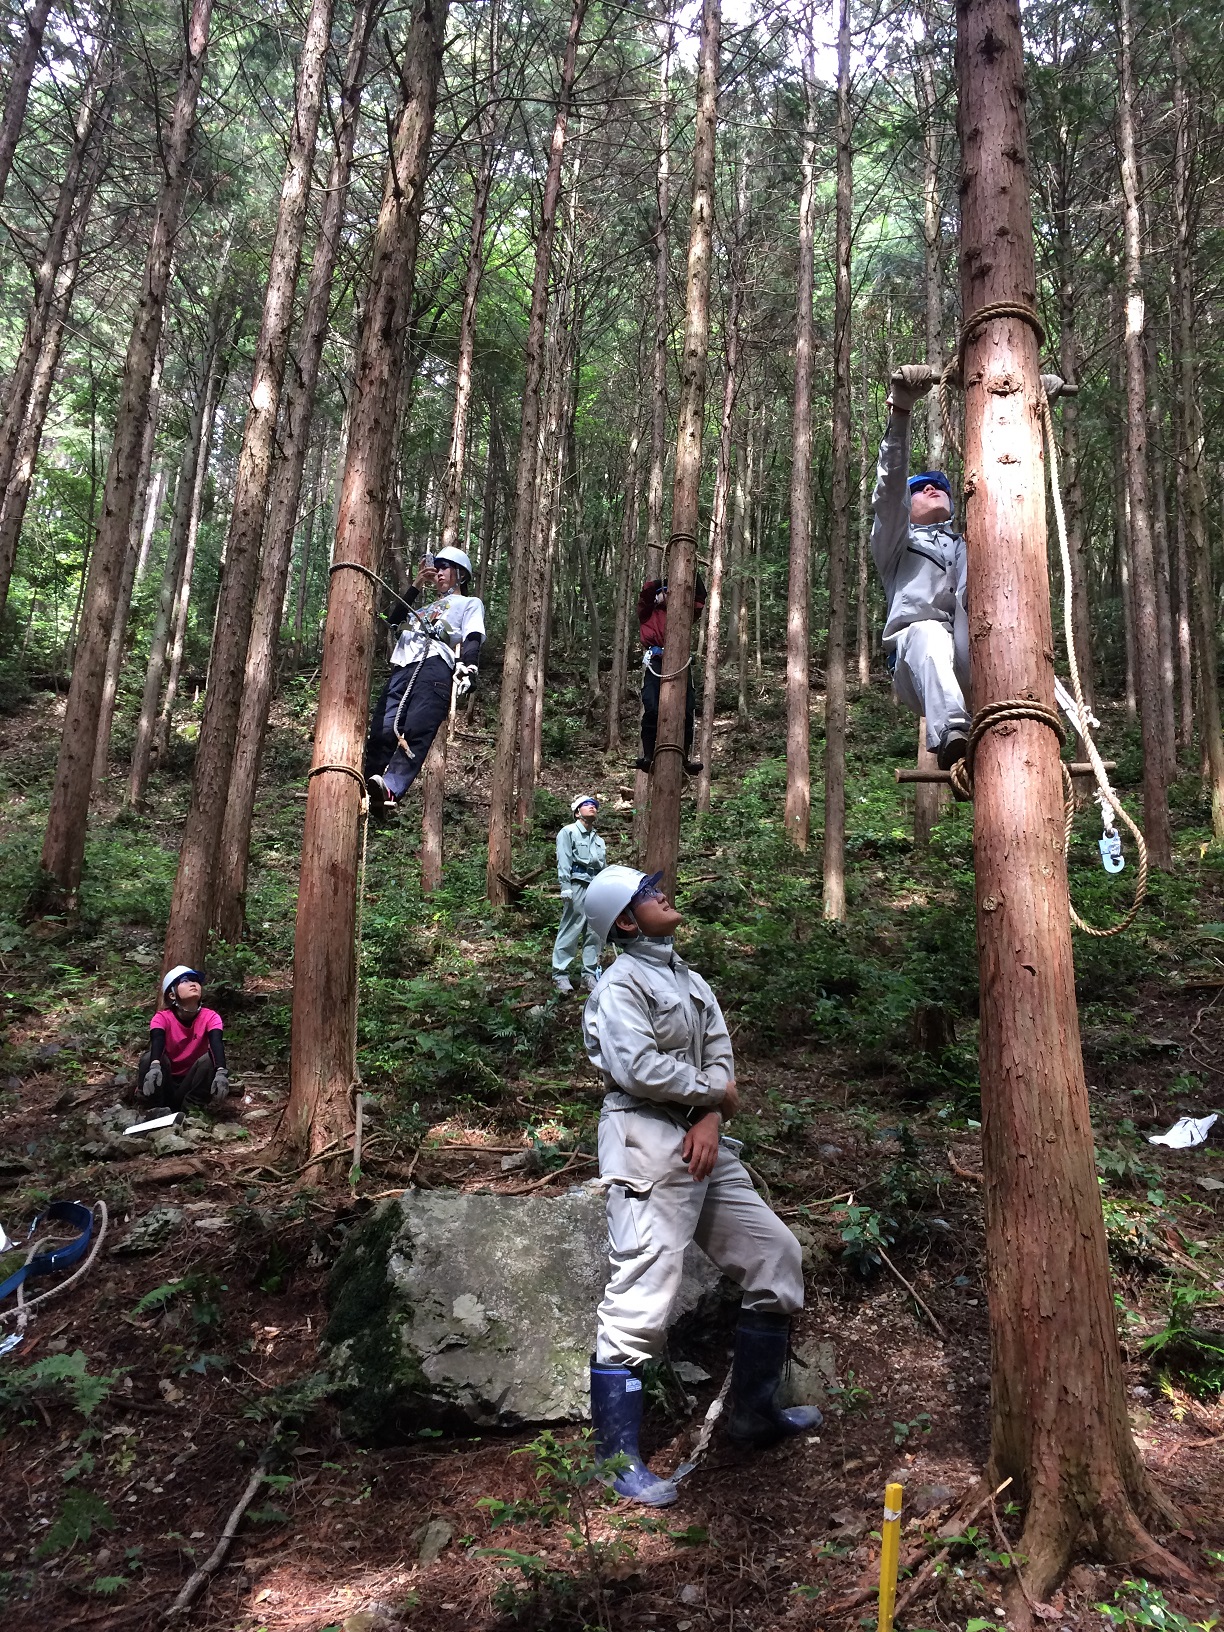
322, 1186, 724, 1438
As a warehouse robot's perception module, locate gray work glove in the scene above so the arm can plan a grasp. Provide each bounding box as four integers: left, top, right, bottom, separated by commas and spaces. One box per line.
454, 662, 477, 697
210, 1067, 230, 1102
560, 888, 573, 901
888, 364, 936, 414
141, 1059, 162, 1098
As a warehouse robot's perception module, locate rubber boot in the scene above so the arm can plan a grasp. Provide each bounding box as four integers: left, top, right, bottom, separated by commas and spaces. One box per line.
589, 1362, 678, 1507
725, 1311, 824, 1449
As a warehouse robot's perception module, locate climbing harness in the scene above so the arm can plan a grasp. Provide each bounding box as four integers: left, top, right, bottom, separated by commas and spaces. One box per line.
903, 304, 1149, 938
0, 1200, 108, 1353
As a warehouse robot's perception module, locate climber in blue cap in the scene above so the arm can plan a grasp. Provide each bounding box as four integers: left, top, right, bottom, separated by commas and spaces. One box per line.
870, 372, 970, 769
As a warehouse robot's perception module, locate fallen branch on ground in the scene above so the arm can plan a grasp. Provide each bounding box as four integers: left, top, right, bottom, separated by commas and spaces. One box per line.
163, 1421, 285, 1620
876, 1244, 947, 1341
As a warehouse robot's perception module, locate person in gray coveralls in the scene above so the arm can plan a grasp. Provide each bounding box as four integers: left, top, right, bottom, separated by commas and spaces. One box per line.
870, 371, 971, 770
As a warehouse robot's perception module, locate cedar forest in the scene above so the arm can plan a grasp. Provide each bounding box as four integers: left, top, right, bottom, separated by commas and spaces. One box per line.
0, 0, 1223, 1626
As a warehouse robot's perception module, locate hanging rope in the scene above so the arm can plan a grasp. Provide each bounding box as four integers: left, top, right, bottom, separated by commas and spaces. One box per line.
930, 307, 1148, 938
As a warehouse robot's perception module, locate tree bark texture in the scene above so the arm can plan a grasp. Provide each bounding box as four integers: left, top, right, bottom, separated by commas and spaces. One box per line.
643, 12, 673, 582
285, 0, 447, 1162
1145, 325, 1177, 777
39, 0, 213, 902
1172, 34, 1224, 836
783, 25, 816, 852
213, 0, 377, 940
485, 0, 586, 906
1116, 0, 1171, 868
0, 0, 53, 207
917, 0, 944, 468
93, 347, 165, 790
822, 0, 851, 921
0, 54, 111, 562
644, 0, 719, 899
958, 0, 1191, 1598
856, 343, 871, 688
0, 124, 105, 617
164, 0, 336, 972
695, 160, 745, 816
606, 411, 642, 751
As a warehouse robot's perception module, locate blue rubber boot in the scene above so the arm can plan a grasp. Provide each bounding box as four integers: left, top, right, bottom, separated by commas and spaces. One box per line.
589, 1362, 678, 1507
725, 1311, 824, 1448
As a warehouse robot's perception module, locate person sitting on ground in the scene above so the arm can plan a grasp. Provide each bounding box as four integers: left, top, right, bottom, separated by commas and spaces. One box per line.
870, 369, 970, 770
138, 966, 229, 1110
636, 572, 707, 776
580, 866, 821, 1508
552, 795, 607, 995
364, 545, 485, 812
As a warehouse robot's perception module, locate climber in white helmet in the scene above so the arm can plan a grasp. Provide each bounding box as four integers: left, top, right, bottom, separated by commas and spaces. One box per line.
578, 866, 820, 1508
364, 545, 485, 813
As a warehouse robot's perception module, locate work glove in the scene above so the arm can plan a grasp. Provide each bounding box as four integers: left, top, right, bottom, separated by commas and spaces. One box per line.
888, 363, 936, 413
560, 889, 573, 901
454, 662, 477, 698
210, 1067, 230, 1102
141, 1060, 162, 1098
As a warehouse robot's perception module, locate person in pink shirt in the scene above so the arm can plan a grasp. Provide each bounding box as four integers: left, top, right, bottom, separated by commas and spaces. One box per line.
137, 965, 229, 1110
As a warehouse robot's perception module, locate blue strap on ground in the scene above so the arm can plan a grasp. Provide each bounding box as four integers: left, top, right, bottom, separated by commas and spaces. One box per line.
0, 1200, 94, 1303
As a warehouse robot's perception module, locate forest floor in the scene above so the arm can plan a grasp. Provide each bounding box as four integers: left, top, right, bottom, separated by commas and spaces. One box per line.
1, 663, 1223, 1632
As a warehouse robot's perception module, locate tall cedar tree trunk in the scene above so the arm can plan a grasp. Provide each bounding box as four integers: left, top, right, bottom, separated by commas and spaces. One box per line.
420, 7, 500, 884
0, 124, 105, 613
0, 53, 111, 588
39, 0, 213, 902
127, 339, 220, 804
0, 0, 53, 207
822, 0, 851, 920
643, 12, 673, 582
695, 158, 746, 815
1172, 33, 1224, 836
285, 0, 447, 1162
154, 339, 228, 770
783, 23, 816, 850
1145, 324, 1177, 775
93, 346, 165, 788
485, 0, 586, 906
606, 410, 642, 750
917, 0, 944, 468
958, 0, 1194, 1599
856, 346, 871, 686
213, 0, 377, 937
1055, 189, 1093, 708
164, 0, 335, 971
644, 0, 719, 898
1116, 0, 1171, 868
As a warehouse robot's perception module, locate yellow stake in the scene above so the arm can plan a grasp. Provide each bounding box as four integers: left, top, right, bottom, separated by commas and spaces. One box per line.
877, 1481, 904, 1632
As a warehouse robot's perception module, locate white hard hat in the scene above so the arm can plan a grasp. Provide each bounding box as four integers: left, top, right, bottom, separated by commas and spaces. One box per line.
434, 546, 472, 578
571, 794, 599, 815
582, 866, 662, 944
162, 964, 203, 998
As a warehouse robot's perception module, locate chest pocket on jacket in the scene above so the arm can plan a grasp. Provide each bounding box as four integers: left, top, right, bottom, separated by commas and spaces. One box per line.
647, 993, 693, 1057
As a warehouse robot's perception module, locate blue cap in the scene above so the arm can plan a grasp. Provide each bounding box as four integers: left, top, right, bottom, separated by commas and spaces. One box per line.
908, 470, 953, 501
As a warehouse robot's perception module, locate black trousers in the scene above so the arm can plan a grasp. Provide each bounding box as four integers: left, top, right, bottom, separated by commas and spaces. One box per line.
137, 1050, 216, 1111
641, 663, 695, 762
364, 656, 453, 797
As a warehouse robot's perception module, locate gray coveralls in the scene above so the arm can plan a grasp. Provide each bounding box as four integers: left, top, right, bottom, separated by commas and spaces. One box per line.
870, 414, 971, 752
552, 822, 607, 979
582, 937, 805, 1367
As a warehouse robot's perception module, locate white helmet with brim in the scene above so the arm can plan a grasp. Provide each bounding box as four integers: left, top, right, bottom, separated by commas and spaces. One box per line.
434, 546, 472, 580
581, 866, 663, 944
162, 964, 203, 999
571, 794, 599, 815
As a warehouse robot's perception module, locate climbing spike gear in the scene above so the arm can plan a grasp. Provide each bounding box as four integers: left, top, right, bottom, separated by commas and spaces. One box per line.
589, 1362, 679, 1508
725, 1310, 824, 1449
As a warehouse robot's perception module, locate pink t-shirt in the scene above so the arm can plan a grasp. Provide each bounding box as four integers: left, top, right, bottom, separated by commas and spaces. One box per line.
150, 1007, 223, 1073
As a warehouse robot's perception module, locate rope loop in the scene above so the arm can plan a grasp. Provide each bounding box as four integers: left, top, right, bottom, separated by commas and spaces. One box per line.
329, 560, 403, 601
939, 301, 1048, 462
309, 761, 368, 810
947, 700, 1066, 802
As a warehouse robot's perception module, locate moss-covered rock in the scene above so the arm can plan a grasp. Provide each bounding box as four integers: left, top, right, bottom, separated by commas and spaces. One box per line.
321, 1187, 721, 1440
